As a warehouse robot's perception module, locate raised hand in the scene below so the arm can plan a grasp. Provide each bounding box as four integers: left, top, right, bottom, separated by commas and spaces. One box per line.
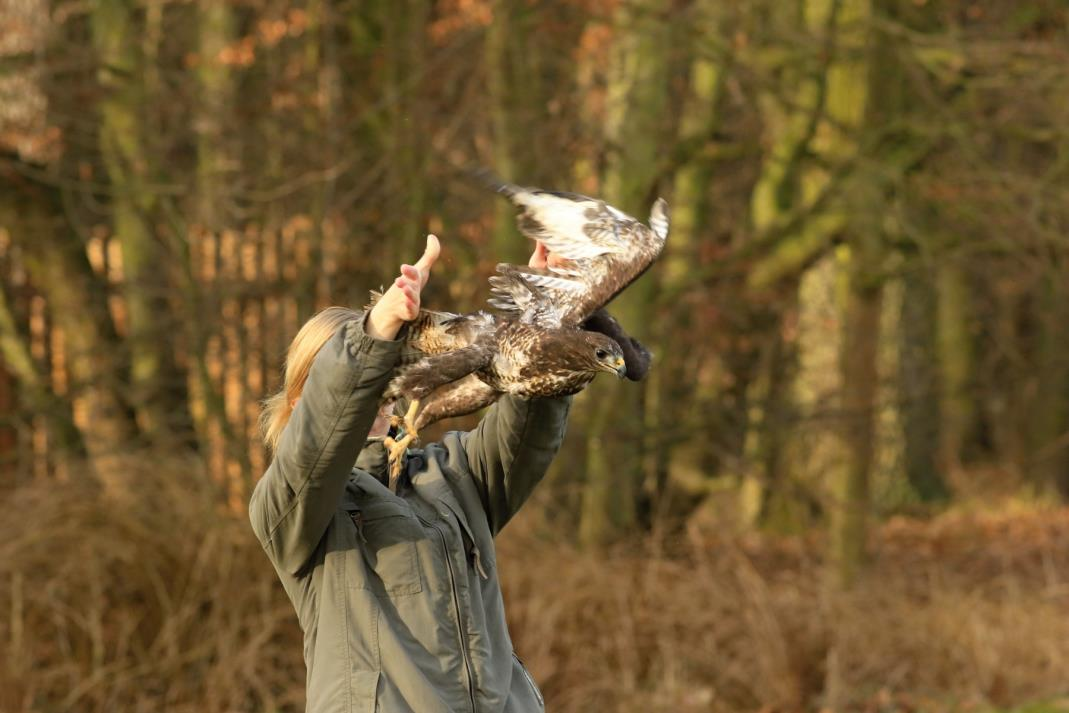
528, 241, 549, 269
367, 235, 441, 340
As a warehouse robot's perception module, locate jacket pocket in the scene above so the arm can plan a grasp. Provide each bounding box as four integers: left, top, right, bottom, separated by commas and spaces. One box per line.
513, 653, 545, 709
348, 503, 423, 597
350, 669, 379, 713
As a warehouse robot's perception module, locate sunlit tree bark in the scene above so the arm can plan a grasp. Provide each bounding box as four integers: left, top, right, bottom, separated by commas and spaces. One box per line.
0, 168, 139, 471
739, 0, 841, 529
188, 0, 251, 479
0, 198, 84, 460
826, 0, 874, 591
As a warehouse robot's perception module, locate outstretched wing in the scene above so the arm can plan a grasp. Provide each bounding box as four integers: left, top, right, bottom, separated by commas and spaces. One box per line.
484, 178, 670, 325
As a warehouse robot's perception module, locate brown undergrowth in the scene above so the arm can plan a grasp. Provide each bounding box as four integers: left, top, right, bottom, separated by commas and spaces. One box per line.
2, 460, 1068, 712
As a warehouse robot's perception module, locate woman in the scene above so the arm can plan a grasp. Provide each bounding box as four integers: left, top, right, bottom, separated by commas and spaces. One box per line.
249, 235, 647, 712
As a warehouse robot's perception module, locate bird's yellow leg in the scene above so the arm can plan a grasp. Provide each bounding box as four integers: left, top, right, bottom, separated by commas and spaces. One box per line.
401, 399, 421, 441
387, 436, 410, 491
388, 399, 421, 436
385, 399, 421, 492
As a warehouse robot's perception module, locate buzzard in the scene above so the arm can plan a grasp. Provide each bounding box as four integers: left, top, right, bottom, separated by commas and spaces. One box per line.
378, 180, 670, 479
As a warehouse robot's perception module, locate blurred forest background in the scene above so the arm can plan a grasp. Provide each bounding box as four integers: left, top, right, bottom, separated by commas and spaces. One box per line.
1, 0, 1069, 710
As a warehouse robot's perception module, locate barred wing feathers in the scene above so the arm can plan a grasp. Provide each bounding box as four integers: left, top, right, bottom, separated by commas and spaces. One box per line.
365, 289, 495, 358
487, 181, 669, 325
486, 265, 581, 329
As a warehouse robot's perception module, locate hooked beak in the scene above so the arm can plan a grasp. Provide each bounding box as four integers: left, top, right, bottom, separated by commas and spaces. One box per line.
613, 357, 626, 379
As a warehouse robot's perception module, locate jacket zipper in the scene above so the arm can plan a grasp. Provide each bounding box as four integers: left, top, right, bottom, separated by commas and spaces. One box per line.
515, 655, 544, 707
428, 517, 478, 713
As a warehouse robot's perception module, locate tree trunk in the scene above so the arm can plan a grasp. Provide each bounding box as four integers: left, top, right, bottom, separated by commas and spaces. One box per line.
651, 2, 731, 520
738, 305, 803, 530
826, 0, 875, 588
1028, 269, 1069, 498
1, 167, 140, 472
936, 262, 977, 471
578, 0, 672, 547
899, 264, 948, 502
91, 0, 196, 449
740, 0, 841, 528
485, 0, 567, 263
0, 249, 85, 460
189, 0, 251, 480
831, 239, 880, 589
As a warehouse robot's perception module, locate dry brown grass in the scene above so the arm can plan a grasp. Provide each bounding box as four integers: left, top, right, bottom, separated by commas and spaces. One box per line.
2, 460, 1069, 712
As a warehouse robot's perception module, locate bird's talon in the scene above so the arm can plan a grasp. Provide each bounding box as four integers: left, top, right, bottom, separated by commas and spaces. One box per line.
386, 431, 415, 492
402, 399, 421, 439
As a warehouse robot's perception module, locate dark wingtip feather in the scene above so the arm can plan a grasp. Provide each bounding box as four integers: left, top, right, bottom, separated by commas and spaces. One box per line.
463, 165, 524, 199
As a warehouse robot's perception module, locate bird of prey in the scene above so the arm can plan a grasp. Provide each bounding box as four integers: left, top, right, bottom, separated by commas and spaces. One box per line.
378, 180, 670, 480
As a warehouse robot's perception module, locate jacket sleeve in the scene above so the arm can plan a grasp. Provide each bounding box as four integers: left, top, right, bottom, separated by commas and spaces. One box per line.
248, 315, 402, 574
460, 394, 572, 536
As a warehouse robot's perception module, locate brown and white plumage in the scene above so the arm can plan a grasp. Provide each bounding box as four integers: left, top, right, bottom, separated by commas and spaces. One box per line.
378, 180, 669, 449
484, 179, 669, 327
379, 295, 626, 431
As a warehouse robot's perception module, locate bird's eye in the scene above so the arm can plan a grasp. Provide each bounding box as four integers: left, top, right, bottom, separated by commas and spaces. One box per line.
595, 348, 608, 359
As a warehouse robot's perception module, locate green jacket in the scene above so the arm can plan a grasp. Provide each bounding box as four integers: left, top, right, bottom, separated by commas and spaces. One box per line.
249, 316, 571, 713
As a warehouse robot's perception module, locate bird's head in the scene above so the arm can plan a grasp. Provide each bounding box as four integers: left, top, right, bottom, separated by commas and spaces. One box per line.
576, 331, 627, 379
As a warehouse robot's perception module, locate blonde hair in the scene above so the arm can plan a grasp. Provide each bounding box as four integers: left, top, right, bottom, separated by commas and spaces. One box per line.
260, 306, 362, 452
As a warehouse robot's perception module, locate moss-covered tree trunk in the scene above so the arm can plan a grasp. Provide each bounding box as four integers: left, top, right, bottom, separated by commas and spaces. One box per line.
0, 185, 86, 461
578, 0, 672, 547
189, 0, 251, 478
739, 0, 841, 529
1, 168, 139, 472
832, 240, 879, 589
654, 0, 730, 514
825, 0, 874, 590
91, 0, 196, 450
936, 263, 977, 471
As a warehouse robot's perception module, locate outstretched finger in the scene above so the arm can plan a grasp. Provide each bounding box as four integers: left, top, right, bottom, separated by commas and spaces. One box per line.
414, 234, 440, 285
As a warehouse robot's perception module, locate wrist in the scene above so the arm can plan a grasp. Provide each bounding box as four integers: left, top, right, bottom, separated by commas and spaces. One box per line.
365, 308, 403, 341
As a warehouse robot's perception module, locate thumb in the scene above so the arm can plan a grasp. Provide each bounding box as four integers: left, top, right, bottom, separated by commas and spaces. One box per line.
414, 234, 440, 285
528, 241, 548, 268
